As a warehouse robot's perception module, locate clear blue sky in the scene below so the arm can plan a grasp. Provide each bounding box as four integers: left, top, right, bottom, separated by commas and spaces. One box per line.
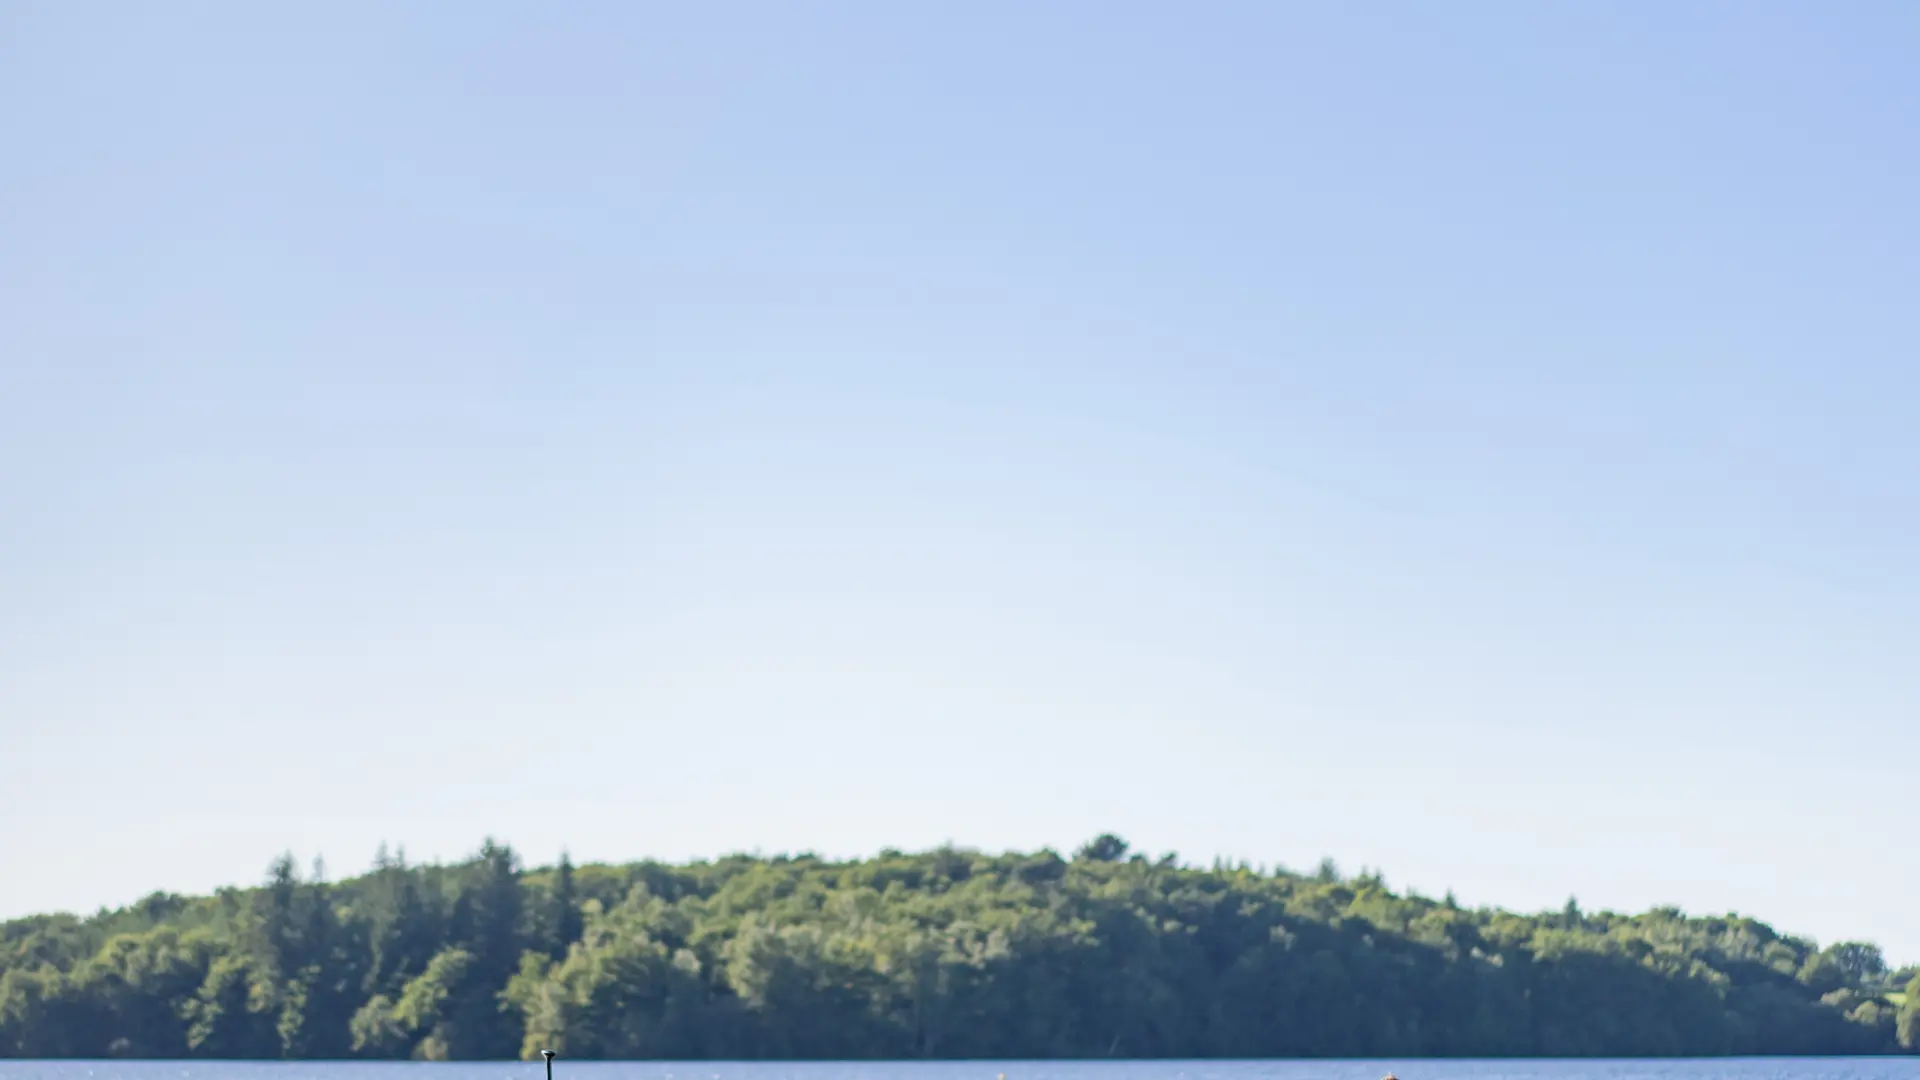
3, 3, 1916, 963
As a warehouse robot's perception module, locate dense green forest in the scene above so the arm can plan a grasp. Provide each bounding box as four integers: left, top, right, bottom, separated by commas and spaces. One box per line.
3, 836, 1916, 1060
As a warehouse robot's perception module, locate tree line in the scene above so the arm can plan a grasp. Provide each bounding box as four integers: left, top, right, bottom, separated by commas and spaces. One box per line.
2, 835, 1916, 1059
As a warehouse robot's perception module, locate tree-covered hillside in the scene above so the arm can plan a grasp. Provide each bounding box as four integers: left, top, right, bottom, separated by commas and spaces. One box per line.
3, 836, 1915, 1059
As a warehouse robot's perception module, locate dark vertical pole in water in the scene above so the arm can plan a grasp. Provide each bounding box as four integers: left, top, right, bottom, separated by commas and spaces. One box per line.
543, 1050, 555, 1080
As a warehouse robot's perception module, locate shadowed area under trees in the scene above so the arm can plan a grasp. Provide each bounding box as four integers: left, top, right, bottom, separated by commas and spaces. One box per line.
2, 836, 1915, 1060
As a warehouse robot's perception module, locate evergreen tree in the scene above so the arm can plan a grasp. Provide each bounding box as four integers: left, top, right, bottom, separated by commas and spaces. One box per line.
550, 851, 583, 959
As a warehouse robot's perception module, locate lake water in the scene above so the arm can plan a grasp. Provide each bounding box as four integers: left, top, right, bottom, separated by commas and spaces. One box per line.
3, 1061, 1918, 1080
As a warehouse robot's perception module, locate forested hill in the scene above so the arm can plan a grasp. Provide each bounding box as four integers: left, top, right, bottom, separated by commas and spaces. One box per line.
3, 836, 1916, 1060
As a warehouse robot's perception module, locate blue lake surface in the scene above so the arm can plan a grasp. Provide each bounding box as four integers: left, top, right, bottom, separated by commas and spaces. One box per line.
3, 1061, 1919, 1080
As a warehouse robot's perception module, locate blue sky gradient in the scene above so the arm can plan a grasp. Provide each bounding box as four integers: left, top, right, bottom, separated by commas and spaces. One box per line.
3, 3, 1916, 960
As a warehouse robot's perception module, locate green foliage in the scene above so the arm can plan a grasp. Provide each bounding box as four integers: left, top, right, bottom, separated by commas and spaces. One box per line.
1899, 973, 1920, 1050
1825, 941, 1887, 985
0, 836, 1913, 1059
